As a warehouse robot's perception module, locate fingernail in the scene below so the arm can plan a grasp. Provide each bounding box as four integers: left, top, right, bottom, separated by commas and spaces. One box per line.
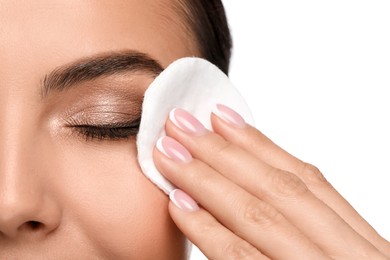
156, 136, 192, 163
169, 108, 208, 136
213, 104, 246, 128
169, 189, 199, 212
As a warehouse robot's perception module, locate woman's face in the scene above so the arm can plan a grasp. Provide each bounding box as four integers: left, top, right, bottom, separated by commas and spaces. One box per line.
0, 0, 198, 258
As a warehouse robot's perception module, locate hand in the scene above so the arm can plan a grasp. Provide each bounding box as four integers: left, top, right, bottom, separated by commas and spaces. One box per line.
153, 105, 390, 259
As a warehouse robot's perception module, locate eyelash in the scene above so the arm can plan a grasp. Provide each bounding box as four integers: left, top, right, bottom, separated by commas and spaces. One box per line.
71, 118, 141, 141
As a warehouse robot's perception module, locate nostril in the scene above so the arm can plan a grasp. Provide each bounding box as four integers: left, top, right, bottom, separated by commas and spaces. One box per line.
28, 221, 42, 230
18, 221, 44, 232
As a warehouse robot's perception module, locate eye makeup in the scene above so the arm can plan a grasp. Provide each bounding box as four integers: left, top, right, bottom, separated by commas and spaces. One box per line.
65, 108, 141, 141
46, 73, 153, 143
71, 120, 141, 141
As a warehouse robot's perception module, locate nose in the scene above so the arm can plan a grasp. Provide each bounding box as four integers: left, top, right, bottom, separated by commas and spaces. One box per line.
0, 179, 61, 239
0, 191, 61, 239
0, 130, 61, 239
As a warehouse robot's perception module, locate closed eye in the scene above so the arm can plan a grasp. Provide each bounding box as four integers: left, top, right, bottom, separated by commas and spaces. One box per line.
70, 117, 141, 141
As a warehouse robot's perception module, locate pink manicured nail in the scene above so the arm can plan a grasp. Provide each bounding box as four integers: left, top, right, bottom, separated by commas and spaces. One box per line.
214, 104, 246, 128
156, 136, 192, 163
169, 108, 208, 136
169, 189, 199, 212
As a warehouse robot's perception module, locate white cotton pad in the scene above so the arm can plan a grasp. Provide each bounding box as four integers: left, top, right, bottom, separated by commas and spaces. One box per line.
136, 57, 254, 194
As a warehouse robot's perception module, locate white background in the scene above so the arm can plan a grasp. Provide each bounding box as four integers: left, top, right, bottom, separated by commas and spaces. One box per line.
191, 1, 390, 259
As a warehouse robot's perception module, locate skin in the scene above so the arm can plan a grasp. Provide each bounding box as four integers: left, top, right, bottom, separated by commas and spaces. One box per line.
154, 108, 390, 259
0, 0, 197, 259
2, 0, 389, 259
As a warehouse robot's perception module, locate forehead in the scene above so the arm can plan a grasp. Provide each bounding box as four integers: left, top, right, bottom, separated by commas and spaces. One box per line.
0, 0, 195, 77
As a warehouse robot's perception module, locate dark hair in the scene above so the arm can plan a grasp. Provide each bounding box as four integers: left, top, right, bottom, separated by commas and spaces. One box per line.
179, 0, 232, 75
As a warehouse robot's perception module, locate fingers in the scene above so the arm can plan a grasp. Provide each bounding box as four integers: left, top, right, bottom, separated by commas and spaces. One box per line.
154, 107, 388, 259
168, 191, 268, 260
154, 139, 328, 259
160, 109, 376, 256
210, 107, 390, 256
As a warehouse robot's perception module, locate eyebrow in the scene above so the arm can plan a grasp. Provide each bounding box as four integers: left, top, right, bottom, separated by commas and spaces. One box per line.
41, 50, 164, 98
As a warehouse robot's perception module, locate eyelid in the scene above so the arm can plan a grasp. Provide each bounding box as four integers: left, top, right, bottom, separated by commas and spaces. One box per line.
61, 103, 142, 141
70, 117, 141, 129
63, 105, 141, 125
50, 86, 144, 141
69, 117, 141, 141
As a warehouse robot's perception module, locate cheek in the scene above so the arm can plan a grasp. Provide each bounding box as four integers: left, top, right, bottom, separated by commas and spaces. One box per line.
47, 140, 186, 258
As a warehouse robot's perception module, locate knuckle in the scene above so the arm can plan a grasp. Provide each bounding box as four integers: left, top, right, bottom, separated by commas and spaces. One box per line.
223, 240, 258, 260
241, 200, 283, 228
269, 168, 309, 198
188, 161, 213, 186
194, 215, 220, 236
299, 162, 329, 186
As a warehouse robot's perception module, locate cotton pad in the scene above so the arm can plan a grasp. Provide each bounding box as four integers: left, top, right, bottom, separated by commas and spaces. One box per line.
137, 57, 254, 194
